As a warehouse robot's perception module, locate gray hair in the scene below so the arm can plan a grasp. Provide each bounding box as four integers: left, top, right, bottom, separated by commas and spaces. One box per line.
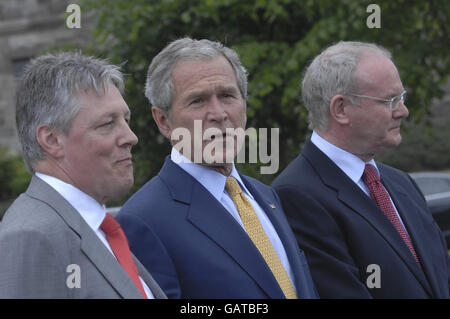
16, 51, 124, 172
145, 37, 248, 114
301, 41, 392, 131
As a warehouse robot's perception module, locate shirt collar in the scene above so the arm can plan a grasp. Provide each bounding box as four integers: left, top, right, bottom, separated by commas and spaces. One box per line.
310, 131, 378, 184
170, 147, 252, 201
35, 172, 106, 231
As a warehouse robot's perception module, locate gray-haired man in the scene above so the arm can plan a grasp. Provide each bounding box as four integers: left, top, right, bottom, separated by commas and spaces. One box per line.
116, 37, 318, 299
0, 52, 166, 299
272, 41, 450, 298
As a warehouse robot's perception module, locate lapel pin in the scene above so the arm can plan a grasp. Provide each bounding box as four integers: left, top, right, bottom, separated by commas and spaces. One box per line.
269, 203, 276, 209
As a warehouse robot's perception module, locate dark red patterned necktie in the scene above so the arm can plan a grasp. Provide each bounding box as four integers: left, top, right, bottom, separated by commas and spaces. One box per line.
363, 164, 420, 265
101, 213, 147, 298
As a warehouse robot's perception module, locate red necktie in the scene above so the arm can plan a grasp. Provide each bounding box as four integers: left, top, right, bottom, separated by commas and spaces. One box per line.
363, 165, 420, 265
101, 213, 147, 298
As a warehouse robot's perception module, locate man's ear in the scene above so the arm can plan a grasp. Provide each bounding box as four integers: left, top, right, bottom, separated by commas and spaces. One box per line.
151, 106, 172, 140
35, 125, 65, 159
329, 94, 351, 126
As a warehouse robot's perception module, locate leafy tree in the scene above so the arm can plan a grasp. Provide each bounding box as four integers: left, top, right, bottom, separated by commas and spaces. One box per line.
81, 0, 450, 196
0, 147, 31, 218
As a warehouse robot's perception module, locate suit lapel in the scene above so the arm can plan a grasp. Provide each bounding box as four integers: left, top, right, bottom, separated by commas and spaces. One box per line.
135, 258, 167, 299
381, 173, 436, 296
79, 223, 146, 298
159, 158, 285, 298
26, 176, 145, 299
240, 175, 310, 298
302, 141, 433, 295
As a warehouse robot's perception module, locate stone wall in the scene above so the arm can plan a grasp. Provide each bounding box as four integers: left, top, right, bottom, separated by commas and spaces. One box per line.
0, 0, 90, 152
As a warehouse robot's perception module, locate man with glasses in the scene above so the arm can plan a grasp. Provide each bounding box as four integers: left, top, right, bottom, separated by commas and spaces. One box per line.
272, 41, 450, 298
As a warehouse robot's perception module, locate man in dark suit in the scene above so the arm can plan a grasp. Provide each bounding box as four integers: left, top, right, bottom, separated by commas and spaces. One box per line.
116, 37, 318, 299
272, 41, 450, 298
0, 52, 165, 299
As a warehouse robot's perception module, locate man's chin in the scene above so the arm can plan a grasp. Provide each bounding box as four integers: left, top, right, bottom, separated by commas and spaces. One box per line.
202, 151, 236, 166
202, 161, 233, 168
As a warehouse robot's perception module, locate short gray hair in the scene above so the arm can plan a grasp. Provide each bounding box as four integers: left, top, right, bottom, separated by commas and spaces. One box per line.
145, 37, 248, 114
301, 41, 392, 131
16, 51, 124, 172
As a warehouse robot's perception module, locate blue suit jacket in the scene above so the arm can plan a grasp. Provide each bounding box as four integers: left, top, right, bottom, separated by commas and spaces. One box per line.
272, 140, 450, 298
117, 157, 318, 299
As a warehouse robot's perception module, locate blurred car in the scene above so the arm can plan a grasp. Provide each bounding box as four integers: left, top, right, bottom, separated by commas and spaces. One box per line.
409, 171, 450, 247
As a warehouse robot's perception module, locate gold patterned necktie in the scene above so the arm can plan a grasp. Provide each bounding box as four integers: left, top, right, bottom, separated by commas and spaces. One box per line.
225, 176, 297, 299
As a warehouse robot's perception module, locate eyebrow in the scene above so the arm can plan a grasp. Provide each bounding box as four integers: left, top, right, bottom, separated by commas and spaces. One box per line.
184, 85, 240, 101
386, 89, 406, 98
98, 109, 131, 122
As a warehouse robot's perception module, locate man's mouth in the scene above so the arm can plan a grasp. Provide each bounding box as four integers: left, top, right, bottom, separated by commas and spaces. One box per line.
206, 132, 230, 141
116, 156, 133, 165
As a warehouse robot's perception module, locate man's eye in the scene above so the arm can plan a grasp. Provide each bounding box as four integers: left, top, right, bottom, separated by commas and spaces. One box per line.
100, 121, 114, 127
189, 98, 202, 105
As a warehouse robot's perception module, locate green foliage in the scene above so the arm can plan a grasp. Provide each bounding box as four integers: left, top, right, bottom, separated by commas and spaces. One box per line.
379, 104, 450, 172
80, 0, 450, 186
0, 148, 31, 217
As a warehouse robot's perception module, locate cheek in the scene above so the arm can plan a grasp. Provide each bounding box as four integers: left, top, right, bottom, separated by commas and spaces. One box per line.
70, 137, 115, 167
229, 105, 247, 127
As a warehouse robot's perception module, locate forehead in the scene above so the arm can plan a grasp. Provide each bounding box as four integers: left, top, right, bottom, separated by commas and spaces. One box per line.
355, 54, 403, 95
171, 56, 238, 95
75, 84, 128, 118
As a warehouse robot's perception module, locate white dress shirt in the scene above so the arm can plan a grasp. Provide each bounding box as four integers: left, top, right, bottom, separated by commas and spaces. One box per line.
35, 172, 154, 299
310, 131, 408, 232
171, 148, 296, 291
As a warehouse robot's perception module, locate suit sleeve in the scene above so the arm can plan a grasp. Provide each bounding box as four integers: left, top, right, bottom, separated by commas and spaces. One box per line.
0, 229, 69, 298
275, 185, 374, 298
117, 212, 181, 299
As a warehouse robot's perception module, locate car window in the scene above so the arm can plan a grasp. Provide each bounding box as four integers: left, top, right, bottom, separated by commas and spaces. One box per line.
414, 177, 450, 195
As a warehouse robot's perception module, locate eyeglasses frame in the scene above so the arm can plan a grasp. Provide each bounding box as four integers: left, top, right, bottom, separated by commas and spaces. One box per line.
346, 90, 407, 110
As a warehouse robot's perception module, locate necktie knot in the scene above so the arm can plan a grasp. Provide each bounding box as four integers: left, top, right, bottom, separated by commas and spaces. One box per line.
225, 176, 242, 196
363, 164, 380, 185
100, 212, 121, 234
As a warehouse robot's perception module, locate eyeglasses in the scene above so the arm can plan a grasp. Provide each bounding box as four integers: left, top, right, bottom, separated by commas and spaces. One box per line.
346, 90, 407, 110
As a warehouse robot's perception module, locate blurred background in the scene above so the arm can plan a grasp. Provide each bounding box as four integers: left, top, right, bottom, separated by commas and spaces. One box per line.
1, 0, 450, 242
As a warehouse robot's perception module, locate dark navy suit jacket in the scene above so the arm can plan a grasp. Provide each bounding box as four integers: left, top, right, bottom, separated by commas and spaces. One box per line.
117, 156, 318, 299
272, 139, 450, 298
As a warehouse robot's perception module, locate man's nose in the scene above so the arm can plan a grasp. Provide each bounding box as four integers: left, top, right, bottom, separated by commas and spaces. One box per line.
119, 121, 139, 147
206, 96, 227, 122
393, 100, 409, 119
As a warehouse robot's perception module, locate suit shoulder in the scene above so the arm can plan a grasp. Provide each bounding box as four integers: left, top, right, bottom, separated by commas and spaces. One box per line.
0, 196, 64, 261
123, 175, 168, 205
377, 162, 416, 186
119, 174, 177, 222
1, 193, 66, 234
377, 162, 407, 176
272, 154, 316, 190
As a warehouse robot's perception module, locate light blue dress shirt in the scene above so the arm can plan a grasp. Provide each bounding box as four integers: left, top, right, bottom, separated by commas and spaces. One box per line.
170, 148, 296, 290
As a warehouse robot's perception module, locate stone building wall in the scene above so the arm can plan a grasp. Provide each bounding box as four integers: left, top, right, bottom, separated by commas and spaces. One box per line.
0, 0, 90, 152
